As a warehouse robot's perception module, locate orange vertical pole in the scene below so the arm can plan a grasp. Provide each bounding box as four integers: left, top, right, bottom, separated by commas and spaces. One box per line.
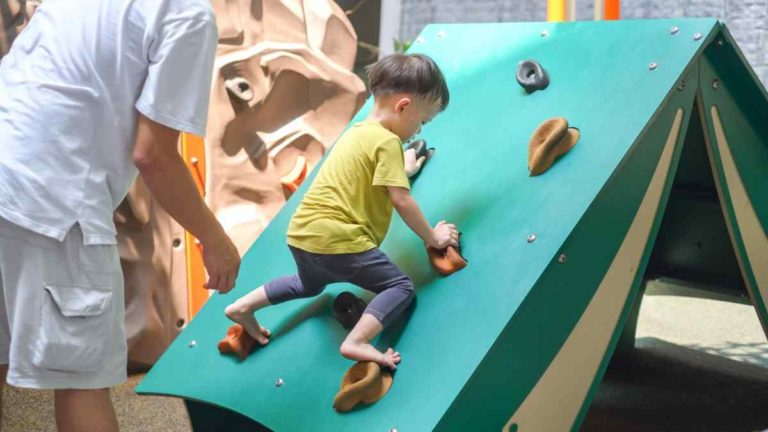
181, 133, 209, 318
547, 0, 566, 22
604, 0, 620, 20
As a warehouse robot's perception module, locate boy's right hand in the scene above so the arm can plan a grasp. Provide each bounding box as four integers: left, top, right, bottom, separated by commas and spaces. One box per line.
429, 221, 459, 249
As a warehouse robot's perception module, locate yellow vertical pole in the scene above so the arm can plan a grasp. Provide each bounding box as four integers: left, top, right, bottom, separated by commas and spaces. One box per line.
547, 0, 566, 22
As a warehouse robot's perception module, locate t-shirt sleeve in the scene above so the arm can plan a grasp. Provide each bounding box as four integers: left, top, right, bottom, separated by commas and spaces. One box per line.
135, 13, 218, 136
372, 138, 411, 189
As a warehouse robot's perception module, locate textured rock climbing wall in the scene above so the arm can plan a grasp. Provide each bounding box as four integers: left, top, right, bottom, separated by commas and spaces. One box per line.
399, 0, 768, 86
117, 0, 366, 367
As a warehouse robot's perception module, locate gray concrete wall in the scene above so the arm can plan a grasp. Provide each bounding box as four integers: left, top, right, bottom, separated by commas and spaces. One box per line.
399, 0, 768, 85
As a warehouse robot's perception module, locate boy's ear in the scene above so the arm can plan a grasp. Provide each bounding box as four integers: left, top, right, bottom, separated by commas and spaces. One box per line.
395, 97, 412, 113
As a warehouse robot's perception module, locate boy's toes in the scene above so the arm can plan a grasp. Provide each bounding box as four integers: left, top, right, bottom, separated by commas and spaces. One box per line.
260, 327, 271, 338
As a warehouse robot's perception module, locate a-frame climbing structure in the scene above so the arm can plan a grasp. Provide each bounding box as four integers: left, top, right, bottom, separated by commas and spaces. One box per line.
137, 18, 768, 432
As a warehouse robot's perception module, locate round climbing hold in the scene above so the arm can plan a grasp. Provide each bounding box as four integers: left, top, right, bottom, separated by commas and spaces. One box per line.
516, 60, 550, 93
406, 139, 434, 161
333, 292, 367, 330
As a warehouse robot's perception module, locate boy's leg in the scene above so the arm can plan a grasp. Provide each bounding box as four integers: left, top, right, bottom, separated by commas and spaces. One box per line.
341, 248, 414, 368
225, 247, 331, 342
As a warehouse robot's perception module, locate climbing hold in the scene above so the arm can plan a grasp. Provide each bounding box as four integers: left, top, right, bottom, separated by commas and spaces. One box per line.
217, 324, 257, 360
333, 362, 393, 412
528, 117, 580, 176
333, 292, 367, 330
516, 60, 550, 93
281, 155, 309, 194
427, 245, 468, 276
406, 139, 433, 161
224, 77, 254, 102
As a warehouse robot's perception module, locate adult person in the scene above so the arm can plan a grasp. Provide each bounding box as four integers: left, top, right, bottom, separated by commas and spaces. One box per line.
0, 0, 240, 430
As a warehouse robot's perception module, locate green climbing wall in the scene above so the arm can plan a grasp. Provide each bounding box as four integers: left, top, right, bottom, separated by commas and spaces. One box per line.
137, 18, 768, 431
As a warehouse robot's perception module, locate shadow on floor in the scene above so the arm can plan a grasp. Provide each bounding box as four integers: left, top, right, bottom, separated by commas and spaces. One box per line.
582, 337, 768, 432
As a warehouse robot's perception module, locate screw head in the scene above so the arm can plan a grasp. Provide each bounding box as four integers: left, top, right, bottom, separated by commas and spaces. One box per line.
712, 79, 720, 89
527, 234, 537, 243
649, 62, 658, 71
558, 254, 567, 263
391, 429, 399, 432
676, 80, 685, 91
436, 31, 446, 39
693, 32, 703, 41
275, 378, 284, 387
415, 36, 425, 44
717, 39, 724, 46
188, 340, 197, 348
670, 26, 679, 35
540, 29, 549, 37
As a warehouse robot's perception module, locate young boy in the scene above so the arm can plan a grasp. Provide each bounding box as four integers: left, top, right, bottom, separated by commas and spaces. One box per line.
224, 53, 458, 369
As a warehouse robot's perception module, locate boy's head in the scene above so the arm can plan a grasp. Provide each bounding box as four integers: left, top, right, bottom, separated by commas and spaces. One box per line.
367, 53, 449, 141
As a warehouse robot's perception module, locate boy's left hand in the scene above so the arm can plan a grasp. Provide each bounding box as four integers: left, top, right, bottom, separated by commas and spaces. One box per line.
405, 148, 426, 177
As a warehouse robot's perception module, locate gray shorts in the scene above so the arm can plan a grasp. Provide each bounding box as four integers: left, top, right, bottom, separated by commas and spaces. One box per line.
0, 217, 126, 389
265, 246, 414, 328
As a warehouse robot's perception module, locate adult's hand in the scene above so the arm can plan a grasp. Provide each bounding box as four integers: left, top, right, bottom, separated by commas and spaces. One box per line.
201, 232, 241, 294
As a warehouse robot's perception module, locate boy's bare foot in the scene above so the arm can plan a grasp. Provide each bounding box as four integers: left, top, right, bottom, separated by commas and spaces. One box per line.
225, 302, 271, 345
340, 339, 401, 369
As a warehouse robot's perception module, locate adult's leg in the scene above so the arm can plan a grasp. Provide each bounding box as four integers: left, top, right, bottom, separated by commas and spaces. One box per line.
55, 388, 117, 432
340, 248, 414, 368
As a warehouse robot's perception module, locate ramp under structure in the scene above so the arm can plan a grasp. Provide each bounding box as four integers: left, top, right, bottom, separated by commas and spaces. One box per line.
136, 18, 768, 432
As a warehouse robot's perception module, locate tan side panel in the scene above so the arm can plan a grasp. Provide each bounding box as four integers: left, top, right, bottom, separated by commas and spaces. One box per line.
710, 107, 768, 316
504, 109, 683, 432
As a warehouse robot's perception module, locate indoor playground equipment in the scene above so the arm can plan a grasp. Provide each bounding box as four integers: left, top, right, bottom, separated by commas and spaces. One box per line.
138, 18, 768, 431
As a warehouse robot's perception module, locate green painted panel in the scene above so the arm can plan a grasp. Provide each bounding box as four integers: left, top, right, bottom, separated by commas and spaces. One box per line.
698, 30, 768, 334
435, 65, 697, 432
137, 19, 718, 431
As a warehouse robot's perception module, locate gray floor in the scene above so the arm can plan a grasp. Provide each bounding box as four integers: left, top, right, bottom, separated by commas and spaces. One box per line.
2, 292, 767, 431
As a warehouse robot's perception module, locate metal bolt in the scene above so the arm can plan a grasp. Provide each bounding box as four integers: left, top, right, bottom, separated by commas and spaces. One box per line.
670, 26, 679, 35
712, 79, 720, 89
693, 32, 703, 41
436, 31, 446, 39
527, 234, 537, 243
275, 378, 284, 387
415, 37, 425, 44
649, 62, 658, 71
676, 80, 685, 91
190, 157, 199, 165
188, 340, 197, 348
558, 254, 567, 263
390, 429, 399, 432
540, 29, 549, 37
717, 39, 724, 46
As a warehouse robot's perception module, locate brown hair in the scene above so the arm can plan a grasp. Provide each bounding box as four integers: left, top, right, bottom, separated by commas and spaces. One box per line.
366, 53, 450, 111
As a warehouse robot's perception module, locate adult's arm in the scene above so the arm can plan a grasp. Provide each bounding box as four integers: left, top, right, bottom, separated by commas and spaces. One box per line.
132, 113, 240, 293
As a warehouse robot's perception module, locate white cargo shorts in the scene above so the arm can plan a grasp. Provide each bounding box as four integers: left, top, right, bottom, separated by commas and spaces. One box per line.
0, 217, 126, 389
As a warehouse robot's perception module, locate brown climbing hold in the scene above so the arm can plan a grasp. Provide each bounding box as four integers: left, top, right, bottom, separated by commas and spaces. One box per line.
333, 361, 393, 413
217, 324, 257, 360
528, 117, 579, 176
427, 245, 468, 276
281, 155, 309, 194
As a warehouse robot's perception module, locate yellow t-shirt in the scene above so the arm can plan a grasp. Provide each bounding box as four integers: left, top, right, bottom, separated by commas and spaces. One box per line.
287, 121, 410, 254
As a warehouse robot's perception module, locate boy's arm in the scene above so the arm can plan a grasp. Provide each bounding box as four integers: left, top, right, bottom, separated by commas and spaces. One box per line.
387, 186, 458, 249
133, 114, 241, 294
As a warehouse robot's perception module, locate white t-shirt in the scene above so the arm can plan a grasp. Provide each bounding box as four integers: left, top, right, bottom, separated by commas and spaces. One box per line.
0, 0, 218, 245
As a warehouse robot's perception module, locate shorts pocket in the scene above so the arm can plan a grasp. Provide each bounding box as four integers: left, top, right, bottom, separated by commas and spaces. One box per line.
32, 284, 113, 373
